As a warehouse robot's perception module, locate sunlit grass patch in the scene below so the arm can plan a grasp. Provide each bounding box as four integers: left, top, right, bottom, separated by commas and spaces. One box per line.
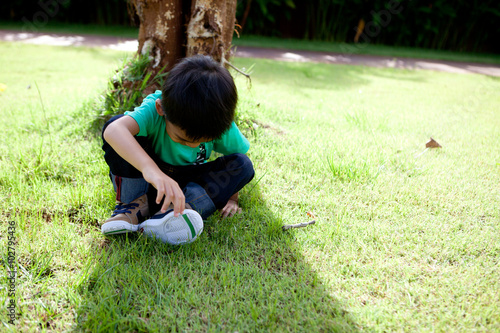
0, 42, 499, 332
327, 153, 374, 182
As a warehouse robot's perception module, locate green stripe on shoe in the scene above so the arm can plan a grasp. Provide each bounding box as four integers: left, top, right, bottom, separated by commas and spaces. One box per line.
104, 229, 128, 234
182, 214, 196, 238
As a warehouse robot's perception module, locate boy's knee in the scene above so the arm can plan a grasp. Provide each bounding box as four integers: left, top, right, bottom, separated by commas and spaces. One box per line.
230, 153, 255, 182
183, 182, 216, 219
183, 182, 206, 198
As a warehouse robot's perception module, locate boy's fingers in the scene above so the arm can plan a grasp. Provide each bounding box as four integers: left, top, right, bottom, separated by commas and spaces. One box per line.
171, 195, 179, 216
220, 202, 241, 219
161, 197, 170, 213
222, 206, 231, 218
156, 187, 164, 204
155, 181, 185, 216
179, 191, 185, 212
161, 181, 176, 215
172, 191, 185, 217
162, 192, 173, 213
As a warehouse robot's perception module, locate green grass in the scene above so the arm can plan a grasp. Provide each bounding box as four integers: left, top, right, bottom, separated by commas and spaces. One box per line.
0, 41, 499, 332
233, 35, 500, 65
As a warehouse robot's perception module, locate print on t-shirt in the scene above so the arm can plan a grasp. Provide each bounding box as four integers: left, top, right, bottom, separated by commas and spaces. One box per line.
195, 143, 207, 164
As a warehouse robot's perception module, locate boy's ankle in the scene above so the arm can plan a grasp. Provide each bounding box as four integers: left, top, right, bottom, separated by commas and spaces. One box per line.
103, 194, 149, 226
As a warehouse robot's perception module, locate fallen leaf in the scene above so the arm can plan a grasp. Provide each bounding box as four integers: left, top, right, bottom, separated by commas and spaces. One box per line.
426, 137, 442, 148
306, 211, 316, 219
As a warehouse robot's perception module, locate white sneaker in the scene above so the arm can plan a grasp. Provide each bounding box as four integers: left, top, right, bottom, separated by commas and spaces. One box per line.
138, 209, 203, 245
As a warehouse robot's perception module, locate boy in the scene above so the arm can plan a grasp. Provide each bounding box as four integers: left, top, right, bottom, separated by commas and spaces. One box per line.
100, 55, 254, 245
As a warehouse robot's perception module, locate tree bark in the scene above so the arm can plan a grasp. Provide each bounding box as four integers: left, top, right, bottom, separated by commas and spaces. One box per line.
186, 0, 237, 63
132, 0, 237, 72
132, 0, 184, 72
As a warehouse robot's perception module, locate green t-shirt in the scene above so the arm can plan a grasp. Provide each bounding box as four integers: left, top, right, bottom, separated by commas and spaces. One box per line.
124, 91, 250, 166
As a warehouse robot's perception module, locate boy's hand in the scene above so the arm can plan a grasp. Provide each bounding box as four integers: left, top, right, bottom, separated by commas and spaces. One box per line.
103, 116, 185, 216
221, 199, 242, 218
143, 167, 185, 216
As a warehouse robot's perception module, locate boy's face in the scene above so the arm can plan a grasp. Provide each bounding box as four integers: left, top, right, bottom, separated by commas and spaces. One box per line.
156, 99, 210, 148
165, 120, 209, 148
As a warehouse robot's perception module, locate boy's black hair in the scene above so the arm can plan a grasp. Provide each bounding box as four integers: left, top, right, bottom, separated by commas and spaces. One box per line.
161, 55, 238, 141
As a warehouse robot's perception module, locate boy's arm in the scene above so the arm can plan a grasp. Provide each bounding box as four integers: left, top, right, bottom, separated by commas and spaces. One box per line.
103, 115, 185, 216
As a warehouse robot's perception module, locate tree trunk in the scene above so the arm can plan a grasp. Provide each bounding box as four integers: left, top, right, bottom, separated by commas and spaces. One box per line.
186, 0, 237, 63
132, 0, 237, 72
131, 0, 184, 72
100, 0, 238, 119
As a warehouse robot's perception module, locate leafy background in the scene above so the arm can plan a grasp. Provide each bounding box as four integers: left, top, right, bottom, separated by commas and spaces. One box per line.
1, 0, 500, 53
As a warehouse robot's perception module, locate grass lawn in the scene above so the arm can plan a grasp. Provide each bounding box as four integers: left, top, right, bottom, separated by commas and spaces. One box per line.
0, 41, 499, 332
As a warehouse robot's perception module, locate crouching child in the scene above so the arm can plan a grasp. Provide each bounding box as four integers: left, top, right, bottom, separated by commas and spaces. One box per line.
100, 55, 254, 245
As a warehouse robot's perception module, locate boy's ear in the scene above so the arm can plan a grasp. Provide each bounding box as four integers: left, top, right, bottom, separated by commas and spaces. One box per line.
155, 99, 165, 116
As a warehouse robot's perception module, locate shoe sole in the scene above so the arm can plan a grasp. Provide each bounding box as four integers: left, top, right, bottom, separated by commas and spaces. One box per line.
101, 221, 139, 235
139, 209, 203, 245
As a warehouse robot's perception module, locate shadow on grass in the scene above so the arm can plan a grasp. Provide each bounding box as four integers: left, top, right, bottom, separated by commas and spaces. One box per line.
75, 186, 360, 332
72, 56, 361, 331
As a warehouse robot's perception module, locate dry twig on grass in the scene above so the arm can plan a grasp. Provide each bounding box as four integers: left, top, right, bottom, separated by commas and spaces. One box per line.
282, 220, 316, 230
